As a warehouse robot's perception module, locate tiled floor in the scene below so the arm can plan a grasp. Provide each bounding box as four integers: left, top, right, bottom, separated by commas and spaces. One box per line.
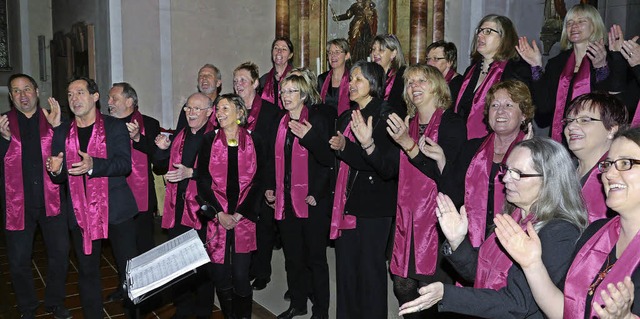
0, 219, 276, 319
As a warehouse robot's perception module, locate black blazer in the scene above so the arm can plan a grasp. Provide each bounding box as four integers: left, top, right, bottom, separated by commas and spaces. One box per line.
531, 49, 623, 127
51, 114, 138, 225
196, 131, 266, 223
452, 59, 532, 122
387, 66, 408, 118
439, 219, 580, 318
335, 98, 399, 218
438, 136, 487, 208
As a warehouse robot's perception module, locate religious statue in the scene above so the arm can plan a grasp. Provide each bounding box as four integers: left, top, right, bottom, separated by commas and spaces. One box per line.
332, 0, 378, 63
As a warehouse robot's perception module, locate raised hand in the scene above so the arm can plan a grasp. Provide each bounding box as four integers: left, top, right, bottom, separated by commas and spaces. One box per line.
264, 189, 276, 208
515, 36, 543, 67
46, 152, 64, 175
329, 131, 346, 151
68, 150, 93, 176
0, 115, 10, 140
398, 282, 445, 315
350, 109, 374, 148
418, 136, 445, 172
493, 214, 542, 269
289, 119, 313, 139
386, 113, 414, 150
621, 36, 640, 67
44, 97, 62, 128
608, 24, 625, 52
126, 119, 141, 142
587, 39, 608, 69
155, 133, 171, 150
593, 277, 635, 319
435, 192, 468, 251
164, 163, 192, 183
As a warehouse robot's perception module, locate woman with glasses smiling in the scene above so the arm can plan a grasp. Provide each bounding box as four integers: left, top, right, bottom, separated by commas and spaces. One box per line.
399, 137, 587, 318
318, 38, 353, 116
494, 127, 640, 318
453, 14, 532, 140
516, 4, 623, 142
563, 93, 628, 223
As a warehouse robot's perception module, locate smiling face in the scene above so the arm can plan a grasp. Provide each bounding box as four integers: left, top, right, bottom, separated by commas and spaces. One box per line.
426, 47, 452, 76
370, 41, 396, 72
215, 98, 241, 130
348, 67, 372, 107
233, 69, 259, 102
602, 137, 640, 215
280, 81, 305, 114
198, 66, 221, 96
488, 89, 525, 136
272, 40, 293, 67
476, 21, 502, 59
405, 71, 434, 109
107, 86, 134, 119
503, 146, 543, 213
564, 105, 615, 159
328, 44, 350, 70
9, 77, 39, 117
565, 14, 594, 45
185, 94, 213, 132
67, 80, 99, 120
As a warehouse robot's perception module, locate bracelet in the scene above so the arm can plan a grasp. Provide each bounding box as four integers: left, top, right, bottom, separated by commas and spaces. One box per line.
362, 139, 375, 150
405, 142, 417, 153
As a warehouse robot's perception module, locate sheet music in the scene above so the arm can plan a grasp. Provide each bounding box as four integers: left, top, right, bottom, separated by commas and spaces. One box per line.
125, 229, 210, 303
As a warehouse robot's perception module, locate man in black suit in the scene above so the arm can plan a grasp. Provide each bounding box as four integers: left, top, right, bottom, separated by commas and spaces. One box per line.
0, 73, 71, 319
47, 77, 138, 318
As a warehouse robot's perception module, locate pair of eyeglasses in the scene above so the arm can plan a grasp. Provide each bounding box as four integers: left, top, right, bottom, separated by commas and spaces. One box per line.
426, 57, 446, 62
597, 158, 640, 173
328, 50, 344, 56
562, 117, 602, 126
183, 106, 211, 113
498, 164, 543, 181
476, 27, 502, 36
280, 89, 300, 95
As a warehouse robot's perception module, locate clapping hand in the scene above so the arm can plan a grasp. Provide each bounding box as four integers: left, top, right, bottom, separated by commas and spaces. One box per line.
289, 119, 313, 139
593, 277, 636, 319
44, 97, 62, 128
493, 214, 542, 269
155, 134, 171, 150
515, 36, 542, 67
126, 120, 141, 142
0, 115, 10, 140
398, 282, 445, 315
435, 193, 468, 251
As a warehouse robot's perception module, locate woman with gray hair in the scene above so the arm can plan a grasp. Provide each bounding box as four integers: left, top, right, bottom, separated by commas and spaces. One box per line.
197, 93, 265, 319
399, 137, 588, 318
371, 34, 408, 118
265, 73, 336, 319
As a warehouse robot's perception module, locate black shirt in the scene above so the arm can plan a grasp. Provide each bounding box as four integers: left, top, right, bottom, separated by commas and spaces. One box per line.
16, 111, 45, 210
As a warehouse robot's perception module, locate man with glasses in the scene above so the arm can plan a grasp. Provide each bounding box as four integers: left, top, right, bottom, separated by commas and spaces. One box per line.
0, 73, 71, 319
154, 92, 216, 318
176, 64, 222, 132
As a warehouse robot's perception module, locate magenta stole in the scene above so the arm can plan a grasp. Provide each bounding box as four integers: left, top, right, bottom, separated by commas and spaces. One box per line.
582, 154, 608, 223
464, 131, 525, 247
246, 96, 264, 132
274, 107, 309, 220
475, 210, 536, 290
205, 128, 257, 263
126, 110, 148, 211
66, 110, 109, 255
444, 69, 457, 83
261, 65, 292, 109
390, 108, 444, 277
632, 101, 640, 127
4, 109, 61, 230
330, 122, 357, 239
383, 68, 398, 100
455, 60, 507, 139
564, 216, 640, 318
321, 69, 351, 115
161, 122, 215, 230
551, 52, 591, 142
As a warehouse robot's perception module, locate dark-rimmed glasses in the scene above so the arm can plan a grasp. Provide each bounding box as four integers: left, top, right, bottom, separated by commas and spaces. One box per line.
498, 164, 543, 181
562, 117, 602, 126
598, 159, 640, 173
476, 27, 502, 36
426, 57, 447, 63
183, 106, 211, 113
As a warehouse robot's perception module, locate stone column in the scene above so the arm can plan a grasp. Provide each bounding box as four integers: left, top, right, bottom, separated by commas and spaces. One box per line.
410, 0, 428, 64
299, 0, 309, 67
276, 0, 289, 38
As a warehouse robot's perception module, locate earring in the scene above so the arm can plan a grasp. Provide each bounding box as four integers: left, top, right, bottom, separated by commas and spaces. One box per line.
236, 119, 241, 125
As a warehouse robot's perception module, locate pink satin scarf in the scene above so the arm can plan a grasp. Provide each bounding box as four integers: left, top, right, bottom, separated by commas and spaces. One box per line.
274, 107, 309, 220
330, 122, 357, 239
126, 110, 149, 211
261, 65, 292, 109
320, 69, 351, 115
390, 108, 444, 277
66, 109, 109, 255
582, 153, 608, 223
4, 108, 61, 230
384, 68, 397, 100
246, 96, 264, 132
551, 52, 591, 142
205, 127, 257, 264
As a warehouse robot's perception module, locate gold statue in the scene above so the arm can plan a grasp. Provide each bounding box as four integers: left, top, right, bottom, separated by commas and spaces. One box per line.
332, 0, 378, 63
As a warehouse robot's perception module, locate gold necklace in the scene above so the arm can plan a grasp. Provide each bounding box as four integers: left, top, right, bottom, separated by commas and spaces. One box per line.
227, 139, 238, 147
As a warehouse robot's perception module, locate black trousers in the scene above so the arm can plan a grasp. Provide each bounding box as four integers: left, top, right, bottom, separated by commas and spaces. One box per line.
5, 208, 69, 314
167, 223, 215, 316
211, 229, 253, 297
250, 202, 275, 280
71, 216, 138, 318
335, 216, 392, 319
134, 210, 155, 254
277, 206, 330, 316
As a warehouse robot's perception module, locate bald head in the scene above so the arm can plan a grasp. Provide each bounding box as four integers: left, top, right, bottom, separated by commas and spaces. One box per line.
184, 92, 213, 133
